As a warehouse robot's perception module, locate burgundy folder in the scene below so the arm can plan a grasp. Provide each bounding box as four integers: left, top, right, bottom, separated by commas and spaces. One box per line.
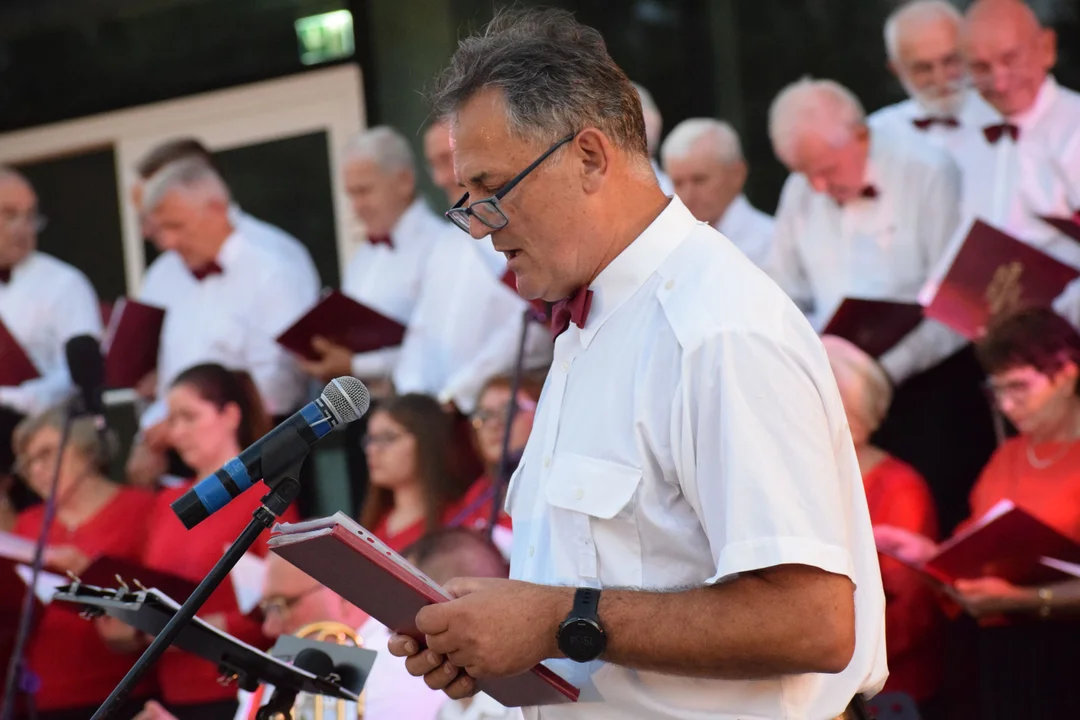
102, 298, 165, 389
0, 319, 39, 387
77, 556, 198, 603
924, 220, 1080, 340
269, 513, 579, 707
1038, 213, 1080, 244
276, 290, 406, 361
822, 298, 924, 358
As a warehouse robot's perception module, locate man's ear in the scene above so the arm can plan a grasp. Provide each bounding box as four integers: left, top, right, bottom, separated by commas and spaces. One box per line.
886, 59, 900, 80
1040, 28, 1058, 70
574, 129, 612, 195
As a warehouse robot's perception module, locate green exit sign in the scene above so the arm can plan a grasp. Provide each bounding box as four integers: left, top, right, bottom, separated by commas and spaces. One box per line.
295, 10, 355, 66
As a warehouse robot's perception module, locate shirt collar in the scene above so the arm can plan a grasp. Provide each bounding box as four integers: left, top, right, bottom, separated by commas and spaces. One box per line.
214, 229, 245, 271
390, 197, 431, 241
715, 194, 752, 236
575, 196, 697, 350
1006, 75, 1058, 130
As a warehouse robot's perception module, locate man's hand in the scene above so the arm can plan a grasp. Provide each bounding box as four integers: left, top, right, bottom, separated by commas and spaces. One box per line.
95, 615, 151, 654
297, 336, 354, 383
387, 578, 571, 697
132, 700, 178, 720
951, 577, 1036, 618
125, 436, 168, 488
43, 545, 92, 576
873, 524, 939, 566
135, 370, 158, 402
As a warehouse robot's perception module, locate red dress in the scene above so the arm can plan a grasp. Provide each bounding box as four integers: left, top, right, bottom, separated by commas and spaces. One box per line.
862, 456, 945, 703
372, 476, 512, 553
14, 486, 158, 711
142, 481, 298, 707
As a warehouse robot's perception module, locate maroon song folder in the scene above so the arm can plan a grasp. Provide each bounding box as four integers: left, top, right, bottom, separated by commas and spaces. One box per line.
102, 298, 165, 389
822, 298, 924, 358
77, 556, 198, 603
269, 513, 579, 707
0, 319, 39, 387
1038, 213, 1080, 244
276, 290, 406, 361
924, 220, 1080, 340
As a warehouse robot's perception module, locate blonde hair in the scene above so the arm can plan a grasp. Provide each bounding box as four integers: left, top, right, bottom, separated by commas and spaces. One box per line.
822, 335, 893, 445
14, 406, 117, 474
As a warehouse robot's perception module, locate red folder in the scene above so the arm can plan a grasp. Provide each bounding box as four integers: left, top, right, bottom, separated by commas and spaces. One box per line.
77, 556, 198, 603
276, 290, 406, 361
1038, 213, 1080, 244
822, 298, 924, 358
924, 220, 1080, 340
0, 319, 39, 387
102, 298, 165, 389
269, 513, 579, 707
887, 501, 1080, 586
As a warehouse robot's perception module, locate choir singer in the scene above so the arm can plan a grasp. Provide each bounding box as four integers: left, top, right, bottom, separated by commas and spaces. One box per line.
388, 8, 887, 720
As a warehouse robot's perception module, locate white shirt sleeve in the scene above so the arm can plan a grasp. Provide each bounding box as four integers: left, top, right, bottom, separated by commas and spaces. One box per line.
350, 346, 402, 381
764, 176, 814, 314
674, 330, 857, 585
0, 270, 103, 416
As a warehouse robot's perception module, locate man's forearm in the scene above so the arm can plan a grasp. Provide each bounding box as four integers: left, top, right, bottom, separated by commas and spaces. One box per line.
546, 565, 856, 679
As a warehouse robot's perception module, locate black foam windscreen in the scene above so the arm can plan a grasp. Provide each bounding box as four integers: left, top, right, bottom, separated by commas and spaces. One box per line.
65, 334, 105, 417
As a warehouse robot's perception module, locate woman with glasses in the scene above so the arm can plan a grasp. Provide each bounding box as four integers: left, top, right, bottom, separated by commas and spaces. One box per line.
358, 394, 473, 553
11, 407, 157, 720
876, 307, 1080, 720
97, 364, 297, 720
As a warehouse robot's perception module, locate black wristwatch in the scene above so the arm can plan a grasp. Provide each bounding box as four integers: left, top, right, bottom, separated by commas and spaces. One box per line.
557, 587, 606, 663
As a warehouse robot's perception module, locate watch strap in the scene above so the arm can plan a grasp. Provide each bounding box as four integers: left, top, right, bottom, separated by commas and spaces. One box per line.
572, 587, 601, 621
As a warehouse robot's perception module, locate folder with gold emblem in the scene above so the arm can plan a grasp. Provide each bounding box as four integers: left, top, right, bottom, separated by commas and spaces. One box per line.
923, 220, 1079, 339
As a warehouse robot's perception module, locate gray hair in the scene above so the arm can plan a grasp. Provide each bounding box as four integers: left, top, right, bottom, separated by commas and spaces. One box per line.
0, 166, 31, 190
142, 158, 231, 215
430, 7, 648, 159
633, 82, 663, 155
884, 0, 963, 63
341, 125, 417, 175
768, 78, 866, 166
660, 118, 743, 167
14, 405, 118, 474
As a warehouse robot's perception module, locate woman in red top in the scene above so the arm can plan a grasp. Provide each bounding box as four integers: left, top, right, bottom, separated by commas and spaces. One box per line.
877, 309, 1080, 720
11, 407, 156, 720
822, 336, 945, 712
359, 394, 474, 553
99, 364, 297, 720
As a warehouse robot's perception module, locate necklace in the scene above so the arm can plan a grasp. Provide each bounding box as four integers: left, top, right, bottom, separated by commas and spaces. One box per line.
1026, 438, 1077, 469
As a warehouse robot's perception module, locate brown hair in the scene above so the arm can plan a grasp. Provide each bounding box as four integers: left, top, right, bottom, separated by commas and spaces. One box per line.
476, 369, 546, 407
977, 308, 1080, 394
359, 394, 471, 533
402, 527, 509, 581
136, 138, 218, 180
169, 364, 271, 447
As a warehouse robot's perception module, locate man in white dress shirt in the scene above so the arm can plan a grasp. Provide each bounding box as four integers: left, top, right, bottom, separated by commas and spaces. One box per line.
296, 126, 438, 393
868, 0, 995, 155
0, 168, 102, 472
631, 83, 675, 196
660, 118, 774, 268
136, 160, 314, 434
389, 9, 886, 720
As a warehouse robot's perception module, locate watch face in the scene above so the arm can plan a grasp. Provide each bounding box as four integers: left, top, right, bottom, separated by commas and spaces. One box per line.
559, 618, 606, 663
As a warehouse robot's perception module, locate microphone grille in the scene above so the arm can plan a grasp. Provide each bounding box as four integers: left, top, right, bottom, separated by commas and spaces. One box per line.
322, 376, 371, 423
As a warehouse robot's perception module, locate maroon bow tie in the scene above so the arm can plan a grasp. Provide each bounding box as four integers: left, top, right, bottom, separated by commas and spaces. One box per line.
0, 267, 12, 284
912, 116, 959, 131
190, 261, 223, 282
368, 234, 393, 248
860, 185, 879, 200
500, 269, 552, 323
550, 286, 594, 339
983, 123, 1020, 144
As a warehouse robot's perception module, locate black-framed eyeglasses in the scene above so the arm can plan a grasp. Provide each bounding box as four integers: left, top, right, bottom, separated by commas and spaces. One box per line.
446, 133, 576, 234
258, 585, 323, 616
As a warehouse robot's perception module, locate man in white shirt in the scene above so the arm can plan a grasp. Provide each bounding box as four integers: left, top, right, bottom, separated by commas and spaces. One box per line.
133, 138, 321, 299
660, 118, 774, 268
0, 168, 102, 471
136, 159, 314, 433
767, 77, 964, 386
868, 0, 995, 155
296, 126, 438, 393
390, 9, 887, 720
631, 83, 675, 196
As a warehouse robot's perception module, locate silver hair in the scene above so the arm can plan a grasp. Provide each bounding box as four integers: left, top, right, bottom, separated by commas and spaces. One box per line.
430, 7, 649, 159
0, 166, 31, 189
341, 125, 417, 175
768, 78, 866, 166
142, 158, 231, 215
660, 118, 743, 168
633, 82, 663, 154
14, 405, 118, 474
884, 0, 963, 63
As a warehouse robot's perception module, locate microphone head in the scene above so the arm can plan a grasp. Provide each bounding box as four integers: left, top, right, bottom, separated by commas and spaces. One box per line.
322, 376, 370, 424
294, 647, 335, 678
65, 335, 105, 412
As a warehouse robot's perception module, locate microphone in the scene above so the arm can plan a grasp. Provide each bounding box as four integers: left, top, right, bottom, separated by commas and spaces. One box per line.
65, 335, 107, 426
171, 376, 370, 529
256, 648, 334, 720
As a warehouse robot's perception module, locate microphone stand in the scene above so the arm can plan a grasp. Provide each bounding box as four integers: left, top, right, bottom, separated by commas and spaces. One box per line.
90, 428, 311, 720
1, 403, 79, 720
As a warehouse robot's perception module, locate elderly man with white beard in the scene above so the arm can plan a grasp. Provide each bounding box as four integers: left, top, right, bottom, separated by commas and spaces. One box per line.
869, 0, 994, 155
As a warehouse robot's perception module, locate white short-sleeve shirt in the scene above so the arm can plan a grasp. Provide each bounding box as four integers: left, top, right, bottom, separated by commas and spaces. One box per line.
506, 197, 887, 719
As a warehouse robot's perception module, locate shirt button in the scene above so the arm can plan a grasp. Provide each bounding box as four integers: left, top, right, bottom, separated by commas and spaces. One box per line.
574, 487, 584, 500
665, 279, 675, 290
561, 360, 570, 372
543, 456, 551, 468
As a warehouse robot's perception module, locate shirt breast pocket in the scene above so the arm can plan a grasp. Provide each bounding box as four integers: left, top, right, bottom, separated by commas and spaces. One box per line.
545, 454, 643, 587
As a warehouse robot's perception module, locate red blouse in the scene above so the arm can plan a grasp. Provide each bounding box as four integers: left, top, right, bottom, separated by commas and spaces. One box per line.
863, 456, 946, 703
142, 481, 298, 706
372, 476, 512, 553
14, 486, 158, 711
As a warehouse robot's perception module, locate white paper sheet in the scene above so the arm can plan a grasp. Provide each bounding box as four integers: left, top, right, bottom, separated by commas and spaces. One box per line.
15, 564, 68, 605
